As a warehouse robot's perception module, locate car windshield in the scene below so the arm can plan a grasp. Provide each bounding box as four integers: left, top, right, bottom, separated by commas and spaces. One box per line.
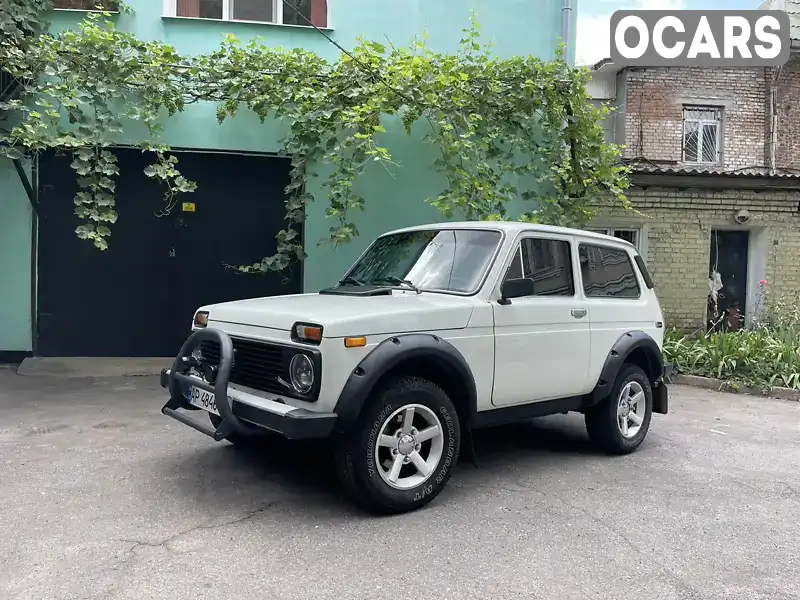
342, 228, 502, 294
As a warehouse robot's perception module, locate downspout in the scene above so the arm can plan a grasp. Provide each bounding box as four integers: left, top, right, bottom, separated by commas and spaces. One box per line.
769, 65, 782, 175
29, 153, 38, 356
561, 0, 573, 65
11, 156, 39, 214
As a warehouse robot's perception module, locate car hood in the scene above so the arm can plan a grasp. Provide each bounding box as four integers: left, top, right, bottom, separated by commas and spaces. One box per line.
201, 291, 476, 338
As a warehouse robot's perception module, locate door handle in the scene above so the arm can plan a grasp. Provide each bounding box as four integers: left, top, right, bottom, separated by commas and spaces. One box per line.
571, 308, 587, 318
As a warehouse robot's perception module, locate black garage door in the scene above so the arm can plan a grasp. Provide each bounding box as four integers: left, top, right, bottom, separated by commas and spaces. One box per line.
37, 148, 301, 357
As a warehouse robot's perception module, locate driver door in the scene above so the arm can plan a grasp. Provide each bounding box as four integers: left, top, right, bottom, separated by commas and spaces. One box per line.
491, 233, 592, 406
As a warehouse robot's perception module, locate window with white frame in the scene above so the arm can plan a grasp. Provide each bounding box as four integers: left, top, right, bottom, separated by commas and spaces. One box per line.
587, 228, 640, 250
166, 0, 327, 27
682, 105, 722, 165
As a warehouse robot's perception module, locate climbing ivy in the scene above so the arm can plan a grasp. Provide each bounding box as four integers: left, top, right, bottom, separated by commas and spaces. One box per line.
0, 5, 630, 270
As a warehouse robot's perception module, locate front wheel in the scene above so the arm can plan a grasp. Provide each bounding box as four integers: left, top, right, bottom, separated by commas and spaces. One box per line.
335, 376, 461, 514
585, 364, 653, 455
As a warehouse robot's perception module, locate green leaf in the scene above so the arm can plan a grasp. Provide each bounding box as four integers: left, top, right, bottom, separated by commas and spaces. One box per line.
0, 7, 629, 272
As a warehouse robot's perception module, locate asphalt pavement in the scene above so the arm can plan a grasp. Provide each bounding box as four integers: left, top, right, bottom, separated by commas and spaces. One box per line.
1, 368, 799, 600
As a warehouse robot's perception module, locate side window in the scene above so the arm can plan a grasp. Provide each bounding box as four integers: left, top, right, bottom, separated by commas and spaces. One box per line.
579, 243, 641, 298
502, 237, 575, 297
504, 245, 524, 281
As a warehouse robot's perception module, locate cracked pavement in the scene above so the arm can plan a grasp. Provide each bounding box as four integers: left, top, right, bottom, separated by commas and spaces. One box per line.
1, 368, 799, 600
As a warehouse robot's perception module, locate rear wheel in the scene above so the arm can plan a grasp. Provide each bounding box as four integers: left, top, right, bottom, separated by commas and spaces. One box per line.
585, 363, 653, 455
334, 376, 460, 514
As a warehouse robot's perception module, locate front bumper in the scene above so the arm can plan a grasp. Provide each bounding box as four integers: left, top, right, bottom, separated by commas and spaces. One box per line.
160, 328, 337, 441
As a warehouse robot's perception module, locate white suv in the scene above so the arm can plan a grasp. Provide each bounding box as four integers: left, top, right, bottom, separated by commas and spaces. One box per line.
160, 221, 669, 514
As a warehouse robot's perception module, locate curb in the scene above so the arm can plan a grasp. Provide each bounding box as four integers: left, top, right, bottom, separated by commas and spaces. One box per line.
667, 374, 800, 401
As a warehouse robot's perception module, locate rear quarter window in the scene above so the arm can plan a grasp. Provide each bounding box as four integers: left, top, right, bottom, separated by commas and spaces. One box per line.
578, 243, 641, 298
633, 254, 655, 289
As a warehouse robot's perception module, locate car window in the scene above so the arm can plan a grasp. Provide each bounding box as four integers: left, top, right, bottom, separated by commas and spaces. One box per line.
505, 245, 524, 280
502, 237, 575, 297
578, 243, 641, 298
344, 228, 502, 294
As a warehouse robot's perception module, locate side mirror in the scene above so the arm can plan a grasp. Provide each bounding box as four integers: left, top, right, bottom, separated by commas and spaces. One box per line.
499, 277, 534, 304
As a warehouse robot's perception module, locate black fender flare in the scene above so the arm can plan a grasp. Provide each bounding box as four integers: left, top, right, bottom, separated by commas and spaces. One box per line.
590, 331, 665, 405
333, 333, 478, 432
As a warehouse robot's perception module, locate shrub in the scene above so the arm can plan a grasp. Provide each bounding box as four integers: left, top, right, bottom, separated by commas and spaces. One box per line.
663, 295, 800, 391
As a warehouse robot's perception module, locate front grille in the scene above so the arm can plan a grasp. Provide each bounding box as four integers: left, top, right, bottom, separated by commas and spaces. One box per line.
200, 337, 295, 397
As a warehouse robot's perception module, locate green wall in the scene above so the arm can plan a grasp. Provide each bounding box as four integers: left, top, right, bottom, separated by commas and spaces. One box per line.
0, 160, 33, 352
0, 0, 577, 351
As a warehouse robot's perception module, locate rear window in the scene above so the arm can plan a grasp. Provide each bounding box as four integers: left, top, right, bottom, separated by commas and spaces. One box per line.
578, 243, 641, 298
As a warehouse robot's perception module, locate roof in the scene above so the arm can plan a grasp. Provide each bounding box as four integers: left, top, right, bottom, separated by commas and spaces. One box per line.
382, 221, 635, 247
591, 57, 614, 71
789, 0, 800, 40
762, 0, 800, 40
628, 163, 800, 179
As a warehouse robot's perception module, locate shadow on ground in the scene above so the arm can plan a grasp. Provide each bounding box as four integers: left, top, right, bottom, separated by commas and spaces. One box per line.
156, 415, 621, 518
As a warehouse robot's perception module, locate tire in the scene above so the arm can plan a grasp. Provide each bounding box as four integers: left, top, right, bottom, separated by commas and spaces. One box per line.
334, 376, 461, 515
585, 363, 653, 455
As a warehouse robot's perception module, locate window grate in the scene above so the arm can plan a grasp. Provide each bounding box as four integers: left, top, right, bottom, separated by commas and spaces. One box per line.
682, 105, 722, 165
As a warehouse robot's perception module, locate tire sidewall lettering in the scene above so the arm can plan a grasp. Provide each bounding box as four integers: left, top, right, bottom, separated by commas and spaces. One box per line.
366, 403, 397, 479
414, 484, 433, 502
435, 405, 456, 486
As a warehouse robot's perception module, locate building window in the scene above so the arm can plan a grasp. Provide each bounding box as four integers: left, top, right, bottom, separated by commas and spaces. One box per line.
169, 0, 327, 27
53, 0, 120, 10
587, 228, 640, 249
682, 105, 722, 164
503, 238, 575, 297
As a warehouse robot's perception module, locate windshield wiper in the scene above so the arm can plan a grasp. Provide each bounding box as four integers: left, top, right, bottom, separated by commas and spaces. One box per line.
372, 276, 421, 294
337, 276, 364, 287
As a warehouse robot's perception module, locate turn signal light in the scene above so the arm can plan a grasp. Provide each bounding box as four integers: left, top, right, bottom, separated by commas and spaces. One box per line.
344, 336, 367, 348
293, 323, 323, 344
193, 311, 209, 327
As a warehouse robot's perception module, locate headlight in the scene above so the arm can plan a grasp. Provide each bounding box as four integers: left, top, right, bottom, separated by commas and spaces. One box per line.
289, 353, 314, 394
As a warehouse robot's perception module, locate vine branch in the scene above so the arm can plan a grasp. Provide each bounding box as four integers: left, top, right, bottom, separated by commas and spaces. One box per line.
0, 4, 630, 272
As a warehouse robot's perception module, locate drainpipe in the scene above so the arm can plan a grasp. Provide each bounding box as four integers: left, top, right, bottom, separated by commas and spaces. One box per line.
561, 0, 573, 64
769, 65, 782, 175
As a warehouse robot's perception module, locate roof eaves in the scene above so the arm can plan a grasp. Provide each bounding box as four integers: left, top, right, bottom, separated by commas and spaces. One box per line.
627, 162, 800, 179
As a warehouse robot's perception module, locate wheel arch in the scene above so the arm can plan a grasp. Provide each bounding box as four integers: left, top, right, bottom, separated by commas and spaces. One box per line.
590, 331, 665, 405
333, 334, 478, 432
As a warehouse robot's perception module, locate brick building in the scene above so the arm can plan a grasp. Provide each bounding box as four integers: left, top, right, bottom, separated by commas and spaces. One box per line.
588, 53, 800, 331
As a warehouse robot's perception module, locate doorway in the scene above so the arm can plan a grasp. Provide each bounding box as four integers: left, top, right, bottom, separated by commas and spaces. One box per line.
708, 229, 749, 331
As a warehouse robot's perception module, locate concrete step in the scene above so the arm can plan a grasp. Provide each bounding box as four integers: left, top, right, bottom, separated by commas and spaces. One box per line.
17, 357, 171, 378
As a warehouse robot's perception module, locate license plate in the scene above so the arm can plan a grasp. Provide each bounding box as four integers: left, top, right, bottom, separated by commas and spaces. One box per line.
186, 386, 219, 416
